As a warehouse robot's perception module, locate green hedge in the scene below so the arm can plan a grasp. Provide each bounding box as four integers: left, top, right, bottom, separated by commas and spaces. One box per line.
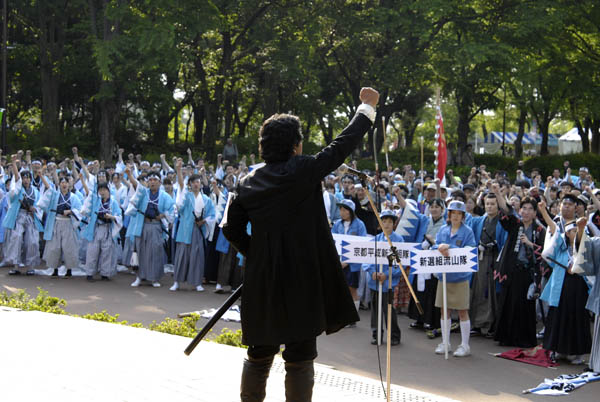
352, 148, 600, 183
0, 287, 245, 347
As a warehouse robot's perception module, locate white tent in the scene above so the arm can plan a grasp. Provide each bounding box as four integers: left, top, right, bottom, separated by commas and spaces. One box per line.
475, 132, 559, 155
558, 127, 592, 155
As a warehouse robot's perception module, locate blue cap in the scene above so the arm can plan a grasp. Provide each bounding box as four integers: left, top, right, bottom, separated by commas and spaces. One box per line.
380, 209, 398, 221
336, 199, 355, 212
447, 200, 466, 213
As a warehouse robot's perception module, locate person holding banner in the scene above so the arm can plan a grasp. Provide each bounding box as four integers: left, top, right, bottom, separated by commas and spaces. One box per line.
332, 198, 368, 317
362, 209, 402, 345
408, 197, 446, 333
433, 200, 476, 357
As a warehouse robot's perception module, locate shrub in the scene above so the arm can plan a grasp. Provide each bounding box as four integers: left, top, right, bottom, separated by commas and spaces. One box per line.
0, 288, 244, 348
149, 315, 200, 338
213, 328, 247, 349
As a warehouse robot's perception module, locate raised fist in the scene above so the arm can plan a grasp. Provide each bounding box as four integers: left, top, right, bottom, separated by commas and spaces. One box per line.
538, 199, 546, 211
359, 87, 380, 108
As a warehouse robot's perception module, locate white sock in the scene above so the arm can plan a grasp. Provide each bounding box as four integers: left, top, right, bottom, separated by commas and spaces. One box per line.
354, 300, 360, 312
441, 318, 451, 346
460, 320, 471, 347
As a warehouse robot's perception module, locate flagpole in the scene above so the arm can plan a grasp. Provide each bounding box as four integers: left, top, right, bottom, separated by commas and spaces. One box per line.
378, 264, 382, 346
420, 136, 424, 183
383, 118, 390, 172
443, 272, 448, 360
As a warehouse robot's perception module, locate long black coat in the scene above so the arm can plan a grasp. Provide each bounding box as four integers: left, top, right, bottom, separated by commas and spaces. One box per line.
222, 113, 371, 345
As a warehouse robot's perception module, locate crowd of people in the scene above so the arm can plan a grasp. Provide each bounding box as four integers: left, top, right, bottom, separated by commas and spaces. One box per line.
0, 144, 598, 373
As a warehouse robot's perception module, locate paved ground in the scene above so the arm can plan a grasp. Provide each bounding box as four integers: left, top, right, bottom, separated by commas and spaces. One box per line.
1, 268, 598, 401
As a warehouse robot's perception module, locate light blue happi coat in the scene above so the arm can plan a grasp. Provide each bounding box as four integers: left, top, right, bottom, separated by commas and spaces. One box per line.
573, 232, 600, 315
80, 195, 123, 242
125, 185, 174, 240
174, 189, 216, 244
2, 178, 43, 232
38, 188, 83, 241
540, 229, 572, 307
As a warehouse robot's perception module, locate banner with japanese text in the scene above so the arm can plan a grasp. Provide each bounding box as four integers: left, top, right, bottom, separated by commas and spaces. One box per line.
409, 247, 478, 274
332, 233, 419, 266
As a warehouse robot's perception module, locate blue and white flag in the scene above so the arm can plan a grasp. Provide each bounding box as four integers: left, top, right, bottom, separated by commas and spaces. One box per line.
523, 372, 600, 395
409, 247, 478, 274
332, 233, 418, 266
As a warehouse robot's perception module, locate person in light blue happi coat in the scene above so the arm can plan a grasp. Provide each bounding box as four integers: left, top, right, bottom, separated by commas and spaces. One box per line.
362, 210, 403, 345
170, 159, 216, 292
573, 216, 600, 372
432, 201, 477, 358
37, 171, 83, 277
331, 198, 367, 316
80, 182, 123, 281
126, 168, 174, 287
538, 199, 591, 364
2, 155, 43, 275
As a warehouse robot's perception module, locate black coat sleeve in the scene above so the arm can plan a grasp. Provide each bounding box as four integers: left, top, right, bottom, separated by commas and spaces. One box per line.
221, 188, 250, 257
306, 113, 372, 182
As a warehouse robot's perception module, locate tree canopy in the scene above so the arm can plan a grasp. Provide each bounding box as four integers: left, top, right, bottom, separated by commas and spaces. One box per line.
3, 0, 600, 161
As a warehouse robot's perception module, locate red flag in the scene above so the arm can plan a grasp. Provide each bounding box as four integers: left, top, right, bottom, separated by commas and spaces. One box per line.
435, 106, 447, 185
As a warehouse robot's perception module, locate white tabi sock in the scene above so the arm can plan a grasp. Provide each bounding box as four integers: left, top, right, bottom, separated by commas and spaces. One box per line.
441, 318, 451, 347
460, 320, 471, 348
354, 300, 360, 312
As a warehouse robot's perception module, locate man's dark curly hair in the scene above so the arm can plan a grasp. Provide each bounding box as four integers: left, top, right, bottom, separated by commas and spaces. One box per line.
259, 114, 303, 163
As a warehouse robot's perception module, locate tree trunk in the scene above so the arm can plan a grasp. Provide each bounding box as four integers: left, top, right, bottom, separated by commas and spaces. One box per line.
515, 108, 527, 159
173, 112, 179, 144
591, 118, 600, 154
577, 117, 590, 153
154, 115, 171, 148
540, 118, 551, 156
456, 98, 471, 162
204, 104, 219, 159
318, 116, 334, 145
99, 93, 118, 162
192, 103, 204, 147
37, 6, 65, 146
40, 66, 60, 145
403, 117, 419, 148
185, 108, 192, 143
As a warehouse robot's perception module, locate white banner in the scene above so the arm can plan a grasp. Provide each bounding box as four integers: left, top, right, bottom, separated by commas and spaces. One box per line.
332, 233, 419, 266
409, 247, 478, 274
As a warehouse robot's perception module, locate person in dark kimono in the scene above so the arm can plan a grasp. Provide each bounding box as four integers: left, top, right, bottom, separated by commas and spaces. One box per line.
491, 184, 546, 348
469, 192, 507, 337
222, 87, 378, 402
539, 199, 591, 365
573, 217, 600, 372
